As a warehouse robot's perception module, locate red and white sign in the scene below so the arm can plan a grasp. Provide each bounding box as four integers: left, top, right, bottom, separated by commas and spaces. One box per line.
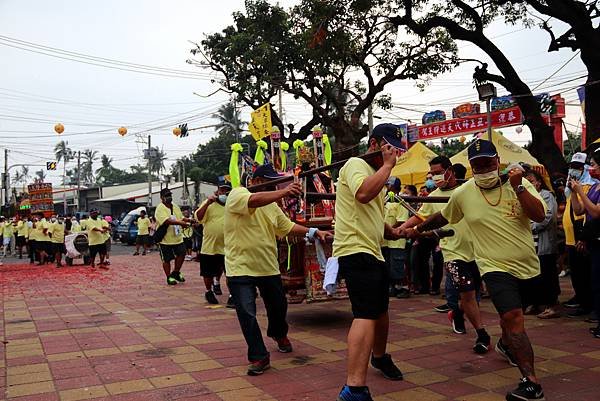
417, 106, 523, 141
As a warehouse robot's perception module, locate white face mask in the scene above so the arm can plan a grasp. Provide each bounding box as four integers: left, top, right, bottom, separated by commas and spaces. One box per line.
218, 194, 228, 204
474, 170, 500, 189
432, 168, 449, 187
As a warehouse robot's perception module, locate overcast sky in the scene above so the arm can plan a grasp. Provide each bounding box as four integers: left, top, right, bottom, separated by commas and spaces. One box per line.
0, 0, 586, 186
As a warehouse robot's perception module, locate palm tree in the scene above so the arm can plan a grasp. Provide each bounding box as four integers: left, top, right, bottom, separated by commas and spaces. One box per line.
12, 166, 30, 185
35, 169, 46, 182
149, 148, 167, 177
212, 102, 245, 140
81, 149, 98, 184
54, 140, 73, 164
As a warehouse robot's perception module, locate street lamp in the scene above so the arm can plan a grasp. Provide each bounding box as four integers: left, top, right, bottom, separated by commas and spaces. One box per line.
476, 82, 497, 141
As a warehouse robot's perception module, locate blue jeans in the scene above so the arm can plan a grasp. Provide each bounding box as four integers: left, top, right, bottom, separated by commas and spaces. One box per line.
227, 275, 289, 362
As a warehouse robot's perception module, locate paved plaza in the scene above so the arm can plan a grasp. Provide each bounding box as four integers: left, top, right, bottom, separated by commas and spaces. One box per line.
1, 250, 599, 401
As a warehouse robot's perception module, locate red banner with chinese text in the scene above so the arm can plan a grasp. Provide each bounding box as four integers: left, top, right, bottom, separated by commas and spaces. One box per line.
417, 106, 523, 141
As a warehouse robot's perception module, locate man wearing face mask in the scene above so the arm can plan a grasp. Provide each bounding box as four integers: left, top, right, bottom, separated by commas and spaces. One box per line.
195, 184, 231, 304
401, 156, 490, 352
156, 188, 191, 285
561, 152, 595, 317
334, 124, 405, 401
402, 139, 547, 401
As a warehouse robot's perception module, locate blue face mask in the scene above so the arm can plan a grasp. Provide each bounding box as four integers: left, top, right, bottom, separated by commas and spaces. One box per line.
568, 168, 583, 180
218, 194, 228, 204
425, 179, 436, 191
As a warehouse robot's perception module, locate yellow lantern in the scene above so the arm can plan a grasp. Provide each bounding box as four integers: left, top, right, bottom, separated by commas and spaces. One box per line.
118, 127, 127, 136
173, 127, 182, 137
459, 135, 466, 143
54, 123, 64, 134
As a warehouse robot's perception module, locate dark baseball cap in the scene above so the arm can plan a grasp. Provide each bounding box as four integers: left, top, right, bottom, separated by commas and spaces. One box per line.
370, 123, 405, 150
160, 188, 172, 197
253, 164, 281, 180
468, 139, 498, 161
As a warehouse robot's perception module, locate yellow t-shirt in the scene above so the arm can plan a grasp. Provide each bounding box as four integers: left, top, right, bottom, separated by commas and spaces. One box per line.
419, 186, 475, 262
155, 202, 184, 245
101, 220, 111, 242
3, 222, 14, 237
197, 200, 225, 255
16, 221, 28, 237
36, 219, 51, 242
441, 178, 545, 279
136, 217, 150, 236
333, 158, 386, 261
562, 185, 591, 246
383, 202, 409, 249
49, 222, 65, 244
224, 187, 295, 277
86, 218, 106, 246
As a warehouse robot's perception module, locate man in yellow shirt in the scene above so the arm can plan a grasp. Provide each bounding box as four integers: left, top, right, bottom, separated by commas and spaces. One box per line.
49, 216, 66, 268
224, 164, 330, 376
402, 156, 490, 353
382, 177, 410, 299
15, 216, 29, 259
404, 140, 547, 401
32, 212, 51, 265
333, 124, 405, 401
133, 210, 151, 256
86, 209, 110, 268
155, 188, 192, 285
195, 184, 230, 304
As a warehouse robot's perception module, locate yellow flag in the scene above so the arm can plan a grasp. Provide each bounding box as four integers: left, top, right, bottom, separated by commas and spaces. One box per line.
249, 103, 273, 141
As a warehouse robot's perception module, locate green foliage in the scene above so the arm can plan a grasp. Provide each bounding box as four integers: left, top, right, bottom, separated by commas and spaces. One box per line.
426, 138, 470, 157
199, 0, 457, 146
95, 154, 156, 186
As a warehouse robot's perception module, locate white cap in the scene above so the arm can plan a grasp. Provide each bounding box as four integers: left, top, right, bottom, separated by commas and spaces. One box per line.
571, 152, 587, 164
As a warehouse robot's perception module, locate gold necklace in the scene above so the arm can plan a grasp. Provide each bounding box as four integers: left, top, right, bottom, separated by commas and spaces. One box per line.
478, 184, 503, 207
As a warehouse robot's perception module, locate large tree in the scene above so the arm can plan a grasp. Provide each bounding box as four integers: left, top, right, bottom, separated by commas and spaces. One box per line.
510, 0, 600, 147
197, 0, 457, 151
390, 0, 569, 177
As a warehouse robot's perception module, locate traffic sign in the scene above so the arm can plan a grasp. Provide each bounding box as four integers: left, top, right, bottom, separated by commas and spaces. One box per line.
47, 161, 57, 170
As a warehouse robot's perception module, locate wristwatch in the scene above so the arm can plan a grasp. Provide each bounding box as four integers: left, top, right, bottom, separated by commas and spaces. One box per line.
514, 184, 526, 194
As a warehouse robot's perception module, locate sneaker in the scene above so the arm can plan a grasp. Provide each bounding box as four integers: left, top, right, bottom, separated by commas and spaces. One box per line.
141, 251, 146, 256
589, 327, 600, 338
558, 269, 568, 278
434, 303, 451, 313
562, 297, 580, 308
389, 287, 398, 297
473, 334, 490, 354
495, 339, 518, 367
567, 308, 591, 318
537, 308, 561, 319
226, 295, 236, 309
171, 271, 185, 283
205, 291, 219, 304
337, 385, 373, 401
584, 312, 598, 324
167, 276, 178, 285
275, 336, 293, 353
448, 310, 466, 334
429, 289, 441, 296
247, 357, 270, 376
370, 353, 403, 380
133, 251, 139, 256
396, 288, 410, 299
506, 377, 545, 401
213, 283, 223, 295
184, 255, 192, 261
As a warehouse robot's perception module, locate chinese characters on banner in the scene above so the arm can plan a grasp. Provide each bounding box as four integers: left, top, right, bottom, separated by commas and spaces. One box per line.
416, 106, 523, 141
249, 103, 273, 141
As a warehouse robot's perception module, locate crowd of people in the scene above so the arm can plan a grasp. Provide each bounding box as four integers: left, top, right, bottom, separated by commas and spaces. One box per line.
2, 125, 599, 401
0, 209, 114, 267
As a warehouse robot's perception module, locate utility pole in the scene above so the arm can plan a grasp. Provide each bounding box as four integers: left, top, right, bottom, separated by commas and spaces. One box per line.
63, 143, 68, 215
3, 149, 8, 212
368, 104, 374, 133
147, 135, 152, 208
76, 150, 81, 211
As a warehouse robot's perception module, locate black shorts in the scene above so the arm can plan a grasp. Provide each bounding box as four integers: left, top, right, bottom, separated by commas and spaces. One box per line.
89, 243, 107, 260
199, 253, 225, 277
184, 238, 193, 251
53, 243, 67, 254
37, 241, 52, 254
482, 271, 541, 315
16, 236, 26, 247
136, 234, 151, 245
338, 252, 389, 320
445, 260, 481, 292
159, 243, 186, 263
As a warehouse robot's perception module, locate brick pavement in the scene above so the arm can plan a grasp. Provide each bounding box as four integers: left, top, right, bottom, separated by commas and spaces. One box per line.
1, 253, 599, 401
